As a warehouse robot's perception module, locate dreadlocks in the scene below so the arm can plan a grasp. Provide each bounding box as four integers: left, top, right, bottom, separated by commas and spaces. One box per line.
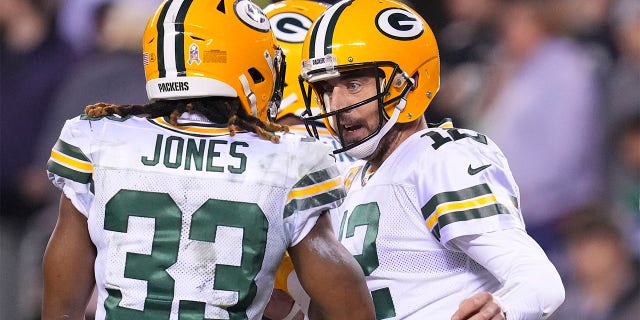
85, 97, 289, 143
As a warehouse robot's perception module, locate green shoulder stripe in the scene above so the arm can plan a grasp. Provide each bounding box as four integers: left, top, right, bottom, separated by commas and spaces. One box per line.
283, 188, 345, 218
47, 159, 92, 184
430, 203, 510, 241
293, 166, 341, 189
53, 139, 90, 161
421, 184, 492, 220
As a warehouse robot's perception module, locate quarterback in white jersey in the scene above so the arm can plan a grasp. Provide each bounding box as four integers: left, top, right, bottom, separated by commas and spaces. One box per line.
41, 1, 375, 320
298, 0, 565, 319
337, 121, 535, 319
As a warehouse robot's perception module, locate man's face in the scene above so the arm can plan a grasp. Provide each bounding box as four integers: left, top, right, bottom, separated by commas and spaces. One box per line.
314, 69, 382, 146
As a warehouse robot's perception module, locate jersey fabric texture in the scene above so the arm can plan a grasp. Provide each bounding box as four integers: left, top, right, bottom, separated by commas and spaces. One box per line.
47, 113, 345, 320
337, 125, 525, 319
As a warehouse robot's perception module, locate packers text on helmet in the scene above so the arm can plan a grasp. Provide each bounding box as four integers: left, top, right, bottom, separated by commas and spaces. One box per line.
143, 0, 286, 122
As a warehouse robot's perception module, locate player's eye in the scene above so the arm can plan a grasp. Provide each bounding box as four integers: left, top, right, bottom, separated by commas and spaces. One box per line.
346, 81, 361, 92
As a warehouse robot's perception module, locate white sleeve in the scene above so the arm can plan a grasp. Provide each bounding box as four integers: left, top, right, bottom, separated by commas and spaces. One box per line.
47, 117, 95, 218
283, 138, 346, 246
449, 228, 565, 320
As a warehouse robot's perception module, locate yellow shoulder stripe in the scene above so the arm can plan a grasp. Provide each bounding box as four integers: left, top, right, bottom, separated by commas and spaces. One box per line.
286, 177, 342, 202
426, 194, 497, 229
50, 149, 94, 172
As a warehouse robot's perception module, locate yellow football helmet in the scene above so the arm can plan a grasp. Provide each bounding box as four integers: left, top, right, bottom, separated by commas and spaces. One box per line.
264, 0, 329, 122
299, 0, 440, 156
143, 0, 286, 122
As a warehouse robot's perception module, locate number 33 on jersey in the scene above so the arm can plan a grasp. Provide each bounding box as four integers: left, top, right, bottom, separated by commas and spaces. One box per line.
47, 115, 345, 320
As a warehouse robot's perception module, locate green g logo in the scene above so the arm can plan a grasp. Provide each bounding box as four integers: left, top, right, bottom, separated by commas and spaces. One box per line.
270, 12, 313, 43
375, 8, 423, 40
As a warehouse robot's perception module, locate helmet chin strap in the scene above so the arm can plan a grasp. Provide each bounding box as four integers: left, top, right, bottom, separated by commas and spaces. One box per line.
345, 97, 407, 159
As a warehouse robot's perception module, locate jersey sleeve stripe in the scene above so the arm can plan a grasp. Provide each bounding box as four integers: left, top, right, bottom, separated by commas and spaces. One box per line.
53, 139, 90, 162
421, 183, 492, 220
47, 159, 92, 184
286, 177, 342, 202
50, 149, 93, 172
47, 139, 93, 184
430, 203, 510, 241
425, 194, 498, 229
292, 166, 342, 189
283, 188, 346, 218
421, 183, 515, 240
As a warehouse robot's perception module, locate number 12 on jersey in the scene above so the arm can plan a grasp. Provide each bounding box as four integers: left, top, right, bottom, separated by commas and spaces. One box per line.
338, 202, 396, 319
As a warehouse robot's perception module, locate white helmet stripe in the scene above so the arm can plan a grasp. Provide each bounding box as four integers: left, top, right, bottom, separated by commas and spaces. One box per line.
310, 0, 351, 58
161, 0, 191, 78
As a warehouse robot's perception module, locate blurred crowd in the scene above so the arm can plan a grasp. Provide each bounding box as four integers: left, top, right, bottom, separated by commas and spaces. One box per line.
1, 0, 638, 319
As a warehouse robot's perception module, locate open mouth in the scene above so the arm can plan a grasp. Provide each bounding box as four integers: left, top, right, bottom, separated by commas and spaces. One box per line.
343, 123, 362, 133
340, 123, 366, 142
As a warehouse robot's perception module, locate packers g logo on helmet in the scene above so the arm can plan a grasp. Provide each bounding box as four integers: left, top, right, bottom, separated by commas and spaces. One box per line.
270, 12, 314, 43
376, 8, 424, 40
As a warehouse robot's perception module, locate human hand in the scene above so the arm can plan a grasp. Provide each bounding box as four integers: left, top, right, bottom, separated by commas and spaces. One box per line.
451, 291, 506, 320
263, 289, 305, 320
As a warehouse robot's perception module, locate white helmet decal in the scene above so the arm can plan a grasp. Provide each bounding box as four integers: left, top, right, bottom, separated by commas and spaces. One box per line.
235, 0, 271, 32
375, 8, 423, 40
270, 12, 313, 43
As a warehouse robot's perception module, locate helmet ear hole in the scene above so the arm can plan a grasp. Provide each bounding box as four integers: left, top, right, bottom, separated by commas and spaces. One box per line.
248, 68, 265, 84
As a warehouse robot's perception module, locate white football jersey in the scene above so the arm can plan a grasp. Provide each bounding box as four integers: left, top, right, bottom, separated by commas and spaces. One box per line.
47, 113, 345, 320
336, 125, 525, 319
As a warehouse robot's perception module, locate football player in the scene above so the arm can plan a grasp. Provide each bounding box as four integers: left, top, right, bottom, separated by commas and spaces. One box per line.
41, 1, 375, 319
298, 0, 566, 319
263, 1, 356, 319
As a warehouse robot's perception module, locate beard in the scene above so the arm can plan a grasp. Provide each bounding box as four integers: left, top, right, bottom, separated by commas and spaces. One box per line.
364, 120, 415, 163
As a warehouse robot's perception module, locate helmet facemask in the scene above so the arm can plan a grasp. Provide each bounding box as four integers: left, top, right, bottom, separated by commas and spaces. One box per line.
268, 47, 287, 122
301, 61, 414, 158
264, 0, 331, 123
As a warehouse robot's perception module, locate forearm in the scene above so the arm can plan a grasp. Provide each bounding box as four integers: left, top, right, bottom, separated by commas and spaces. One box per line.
42, 194, 97, 319
42, 237, 96, 319
451, 229, 565, 319
295, 245, 373, 319
289, 213, 374, 320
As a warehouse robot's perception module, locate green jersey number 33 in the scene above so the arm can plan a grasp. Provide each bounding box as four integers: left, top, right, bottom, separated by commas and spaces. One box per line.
103, 189, 268, 320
